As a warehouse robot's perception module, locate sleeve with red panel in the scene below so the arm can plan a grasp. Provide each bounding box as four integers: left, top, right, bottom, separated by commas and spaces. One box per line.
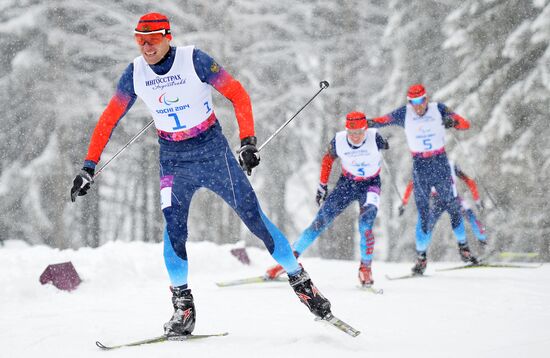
193, 48, 254, 139
437, 103, 470, 130
402, 180, 414, 206
368, 106, 407, 128
319, 138, 338, 186
455, 166, 480, 201
84, 64, 137, 169
84, 91, 134, 167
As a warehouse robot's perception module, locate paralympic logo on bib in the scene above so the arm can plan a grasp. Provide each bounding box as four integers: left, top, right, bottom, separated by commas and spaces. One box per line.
159, 93, 180, 106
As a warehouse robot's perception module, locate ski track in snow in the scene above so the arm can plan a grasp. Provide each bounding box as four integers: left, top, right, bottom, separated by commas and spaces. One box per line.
1, 240, 549, 358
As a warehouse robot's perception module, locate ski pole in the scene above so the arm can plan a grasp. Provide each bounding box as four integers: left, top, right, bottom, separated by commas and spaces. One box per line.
93, 119, 155, 179
257, 81, 329, 152
381, 155, 403, 201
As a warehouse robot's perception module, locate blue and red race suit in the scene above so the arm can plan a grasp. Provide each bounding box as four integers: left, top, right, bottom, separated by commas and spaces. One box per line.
293, 130, 388, 264
369, 103, 470, 253
82, 47, 300, 287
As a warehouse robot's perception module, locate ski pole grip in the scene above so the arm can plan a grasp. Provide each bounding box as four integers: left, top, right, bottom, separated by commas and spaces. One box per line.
320, 81, 330, 89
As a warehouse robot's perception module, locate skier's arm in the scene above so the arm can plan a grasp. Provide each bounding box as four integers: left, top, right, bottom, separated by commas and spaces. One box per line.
367, 106, 407, 128
397, 179, 413, 216
84, 64, 137, 170
402, 180, 414, 206
193, 48, 254, 140
438, 103, 470, 130
456, 167, 480, 201
319, 138, 337, 186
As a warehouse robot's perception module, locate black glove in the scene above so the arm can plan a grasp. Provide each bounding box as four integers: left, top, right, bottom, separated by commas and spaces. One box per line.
70, 167, 94, 202
443, 116, 458, 129
475, 199, 485, 212
238, 136, 260, 176
381, 137, 390, 150
316, 184, 328, 206
398, 205, 405, 216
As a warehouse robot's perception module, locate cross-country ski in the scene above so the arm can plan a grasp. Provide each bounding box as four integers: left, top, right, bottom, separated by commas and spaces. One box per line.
95, 332, 229, 350
436, 262, 544, 272
215, 275, 288, 287
315, 313, 361, 337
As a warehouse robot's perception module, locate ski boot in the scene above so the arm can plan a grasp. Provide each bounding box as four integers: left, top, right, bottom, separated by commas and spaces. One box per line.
265, 251, 299, 280
411, 252, 427, 275
358, 262, 374, 286
164, 286, 196, 336
265, 264, 285, 280
458, 243, 479, 264
289, 268, 331, 319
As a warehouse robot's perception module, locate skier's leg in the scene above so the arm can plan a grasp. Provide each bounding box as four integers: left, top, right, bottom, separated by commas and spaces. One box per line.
159, 172, 199, 336
411, 160, 435, 274
433, 170, 466, 245
465, 208, 487, 242
427, 196, 445, 233
357, 186, 379, 285
412, 164, 433, 253
160, 174, 199, 288
293, 179, 353, 255
432, 159, 476, 262
357, 187, 380, 264
206, 146, 301, 274
209, 146, 331, 317
163, 226, 188, 288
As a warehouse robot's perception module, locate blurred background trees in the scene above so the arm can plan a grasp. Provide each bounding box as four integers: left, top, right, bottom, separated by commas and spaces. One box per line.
0, 0, 548, 261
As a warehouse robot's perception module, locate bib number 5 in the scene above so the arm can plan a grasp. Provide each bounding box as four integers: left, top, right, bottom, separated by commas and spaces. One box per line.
422, 138, 432, 150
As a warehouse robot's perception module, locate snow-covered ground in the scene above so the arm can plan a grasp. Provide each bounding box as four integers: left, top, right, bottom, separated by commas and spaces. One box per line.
1, 240, 549, 358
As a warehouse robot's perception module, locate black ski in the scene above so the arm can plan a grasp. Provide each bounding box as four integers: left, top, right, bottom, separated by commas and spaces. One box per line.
315, 313, 361, 337
96, 332, 228, 350
436, 262, 543, 272
215, 275, 287, 287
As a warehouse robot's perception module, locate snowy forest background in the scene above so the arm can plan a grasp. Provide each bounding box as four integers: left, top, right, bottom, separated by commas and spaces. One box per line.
0, 0, 548, 262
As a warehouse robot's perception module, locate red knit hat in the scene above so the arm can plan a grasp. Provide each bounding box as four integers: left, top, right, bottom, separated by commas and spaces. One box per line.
407, 84, 426, 100
345, 111, 367, 130
135, 13, 172, 40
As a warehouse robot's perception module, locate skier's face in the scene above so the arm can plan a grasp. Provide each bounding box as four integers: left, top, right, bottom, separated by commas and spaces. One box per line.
347, 128, 366, 145
135, 31, 171, 65
409, 95, 428, 116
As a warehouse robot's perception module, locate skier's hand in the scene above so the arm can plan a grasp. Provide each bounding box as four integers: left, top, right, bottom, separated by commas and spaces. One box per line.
316, 184, 328, 206
70, 167, 94, 202
475, 199, 485, 212
398, 204, 405, 216
238, 136, 260, 176
443, 116, 458, 129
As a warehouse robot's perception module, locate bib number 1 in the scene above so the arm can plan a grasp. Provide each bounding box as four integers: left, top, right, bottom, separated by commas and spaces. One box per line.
169, 113, 186, 130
